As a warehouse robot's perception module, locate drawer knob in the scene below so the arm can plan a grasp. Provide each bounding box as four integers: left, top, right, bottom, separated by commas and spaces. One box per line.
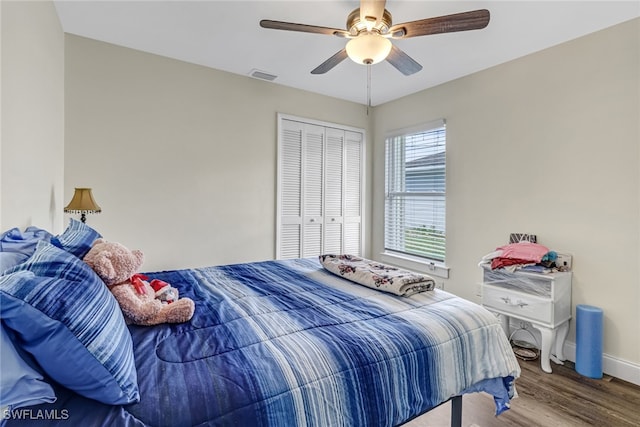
500, 297, 511, 304
517, 301, 529, 308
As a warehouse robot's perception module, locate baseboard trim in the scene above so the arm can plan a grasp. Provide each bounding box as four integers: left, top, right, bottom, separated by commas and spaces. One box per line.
563, 341, 640, 386
507, 325, 640, 386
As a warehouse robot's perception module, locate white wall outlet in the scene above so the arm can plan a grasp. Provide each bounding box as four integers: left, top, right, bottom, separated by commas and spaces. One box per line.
555, 252, 572, 270
435, 281, 444, 290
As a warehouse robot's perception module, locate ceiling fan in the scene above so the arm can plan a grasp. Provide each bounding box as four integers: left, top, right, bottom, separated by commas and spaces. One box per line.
260, 0, 490, 76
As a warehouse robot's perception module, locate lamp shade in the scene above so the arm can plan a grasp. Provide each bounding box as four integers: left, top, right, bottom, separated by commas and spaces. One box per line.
346, 33, 392, 65
64, 188, 101, 214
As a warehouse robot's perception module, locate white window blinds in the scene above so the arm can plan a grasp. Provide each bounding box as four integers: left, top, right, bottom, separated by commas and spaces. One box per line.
384, 120, 446, 262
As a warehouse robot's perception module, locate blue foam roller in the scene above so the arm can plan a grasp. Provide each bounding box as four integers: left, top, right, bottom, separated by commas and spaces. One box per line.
575, 304, 603, 379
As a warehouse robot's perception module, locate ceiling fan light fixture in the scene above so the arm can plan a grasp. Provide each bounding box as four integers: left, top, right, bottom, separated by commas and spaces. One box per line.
345, 33, 392, 65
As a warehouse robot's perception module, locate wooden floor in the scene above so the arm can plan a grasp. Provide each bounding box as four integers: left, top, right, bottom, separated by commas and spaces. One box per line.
405, 359, 640, 427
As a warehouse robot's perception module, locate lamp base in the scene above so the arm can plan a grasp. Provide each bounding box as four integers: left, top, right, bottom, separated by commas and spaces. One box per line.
80, 213, 87, 223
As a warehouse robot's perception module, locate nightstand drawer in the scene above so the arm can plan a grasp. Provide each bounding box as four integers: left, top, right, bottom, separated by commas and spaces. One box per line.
483, 268, 552, 297
482, 285, 552, 323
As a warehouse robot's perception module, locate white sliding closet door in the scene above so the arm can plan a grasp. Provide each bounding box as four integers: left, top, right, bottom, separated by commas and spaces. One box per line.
277, 114, 364, 259
323, 127, 344, 255
279, 120, 304, 259
343, 131, 363, 255
302, 124, 324, 257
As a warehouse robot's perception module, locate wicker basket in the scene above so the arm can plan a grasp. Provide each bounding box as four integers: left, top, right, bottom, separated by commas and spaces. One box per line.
509, 328, 540, 361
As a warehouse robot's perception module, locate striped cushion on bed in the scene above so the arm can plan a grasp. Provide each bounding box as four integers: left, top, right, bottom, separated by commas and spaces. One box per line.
0, 242, 139, 405
50, 218, 101, 258
5, 240, 100, 282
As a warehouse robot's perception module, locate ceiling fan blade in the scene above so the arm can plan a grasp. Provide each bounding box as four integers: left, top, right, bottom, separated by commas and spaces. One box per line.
260, 20, 350, 37
386, 45, 422, 76
360, 0, 386, 25
311, 49, 349, 74
389, 9, 490, 39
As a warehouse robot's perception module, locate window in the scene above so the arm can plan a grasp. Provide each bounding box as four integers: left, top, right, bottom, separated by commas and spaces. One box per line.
384, 120, 446, 262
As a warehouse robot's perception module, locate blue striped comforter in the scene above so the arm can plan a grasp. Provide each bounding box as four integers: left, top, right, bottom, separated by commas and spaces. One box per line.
8, 258, 520, 426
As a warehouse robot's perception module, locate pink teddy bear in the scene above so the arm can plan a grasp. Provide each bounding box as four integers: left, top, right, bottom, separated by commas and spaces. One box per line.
84, 239, 195, 326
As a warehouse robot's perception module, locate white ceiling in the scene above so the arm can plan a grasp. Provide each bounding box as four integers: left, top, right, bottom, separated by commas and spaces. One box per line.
53, 1, 640, 106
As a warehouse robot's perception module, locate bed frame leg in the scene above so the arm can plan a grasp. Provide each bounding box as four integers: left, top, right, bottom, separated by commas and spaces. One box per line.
450, 395, 462, 427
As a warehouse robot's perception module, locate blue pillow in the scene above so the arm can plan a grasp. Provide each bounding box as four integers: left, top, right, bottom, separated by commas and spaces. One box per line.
0, 322, 56, 410
0, 242, 139, 405
0, 226, 52, 257
50, 219, 101, 258
0, 252, 28, 273
5, 240, 99, 283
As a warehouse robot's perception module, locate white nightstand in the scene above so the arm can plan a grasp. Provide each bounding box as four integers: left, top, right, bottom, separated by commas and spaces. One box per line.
480, 265, 572, 373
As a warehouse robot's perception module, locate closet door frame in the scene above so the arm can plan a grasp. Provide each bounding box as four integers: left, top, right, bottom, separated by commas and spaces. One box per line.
276, 113, 366, 259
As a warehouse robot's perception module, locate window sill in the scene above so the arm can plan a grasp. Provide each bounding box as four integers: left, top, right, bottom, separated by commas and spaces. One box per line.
380, 252, 450, 279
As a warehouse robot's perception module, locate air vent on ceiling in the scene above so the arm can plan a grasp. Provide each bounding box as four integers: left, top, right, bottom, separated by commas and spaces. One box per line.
249, 69, 278, 82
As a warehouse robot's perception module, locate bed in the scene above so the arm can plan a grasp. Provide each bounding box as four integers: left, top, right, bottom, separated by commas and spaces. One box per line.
1, 221, 520, 426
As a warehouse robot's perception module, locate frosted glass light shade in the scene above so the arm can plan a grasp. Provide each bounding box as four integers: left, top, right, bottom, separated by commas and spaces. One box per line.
346, 33, 392, 65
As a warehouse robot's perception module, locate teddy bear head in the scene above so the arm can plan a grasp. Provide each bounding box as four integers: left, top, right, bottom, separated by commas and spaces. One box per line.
84, 238, 144, 286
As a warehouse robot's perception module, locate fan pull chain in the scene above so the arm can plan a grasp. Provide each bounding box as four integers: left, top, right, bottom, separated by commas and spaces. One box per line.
366, 62, 372, 115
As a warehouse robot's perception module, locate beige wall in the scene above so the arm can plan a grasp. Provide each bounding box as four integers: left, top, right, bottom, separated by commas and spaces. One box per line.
0, 0, 65, 232
64, 35, 371, 271
373, 19, 640, 371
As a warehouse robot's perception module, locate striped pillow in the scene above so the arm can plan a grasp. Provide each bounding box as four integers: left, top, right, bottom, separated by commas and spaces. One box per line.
51, 218, 101, 258
5, 240, 100, 282
0, 242, 139, 405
